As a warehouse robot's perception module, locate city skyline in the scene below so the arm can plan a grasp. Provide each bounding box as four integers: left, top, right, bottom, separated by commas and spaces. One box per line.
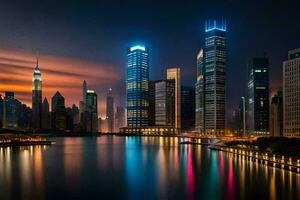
0, 1, 299, 121
0, 1, 300, 199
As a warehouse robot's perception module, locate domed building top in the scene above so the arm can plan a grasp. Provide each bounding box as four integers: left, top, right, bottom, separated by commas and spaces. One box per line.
33, 57, 41, 78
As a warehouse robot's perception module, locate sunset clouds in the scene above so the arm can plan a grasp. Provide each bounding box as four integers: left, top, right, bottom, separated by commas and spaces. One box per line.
0, 48, 124, 116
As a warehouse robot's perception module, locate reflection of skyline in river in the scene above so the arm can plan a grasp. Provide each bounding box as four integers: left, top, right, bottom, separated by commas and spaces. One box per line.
0, 137, 299, 199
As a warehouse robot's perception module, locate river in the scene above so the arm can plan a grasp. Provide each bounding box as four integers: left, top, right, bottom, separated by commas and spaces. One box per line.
0, 136, 299, 200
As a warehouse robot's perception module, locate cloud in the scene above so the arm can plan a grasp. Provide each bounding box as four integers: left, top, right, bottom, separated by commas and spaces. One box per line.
0, 48, 124, 115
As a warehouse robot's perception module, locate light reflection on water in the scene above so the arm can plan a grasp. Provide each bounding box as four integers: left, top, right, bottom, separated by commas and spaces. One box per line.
0, 136, 299, 200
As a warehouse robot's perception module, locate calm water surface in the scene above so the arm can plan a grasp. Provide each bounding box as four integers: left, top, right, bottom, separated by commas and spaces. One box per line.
0, 136, 300, 200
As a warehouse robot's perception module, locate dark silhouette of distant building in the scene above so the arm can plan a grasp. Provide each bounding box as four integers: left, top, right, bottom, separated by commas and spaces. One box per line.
0, 95, 3, 128
51, 91, 66, 131
238, 96, 246, 136
72, 104, 80, 126
148, 80, 156, 126
66, 107, 74, 131
270, 91, 283, 137
2, 92, 31, 129
42, 98, 51, 129
106, 88, 114, 132
16, 101, 32, 129
115, 106, 125, 132
181, 86, 195, 132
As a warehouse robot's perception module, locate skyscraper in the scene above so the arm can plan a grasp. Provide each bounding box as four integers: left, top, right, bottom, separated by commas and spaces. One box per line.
167, 68, 181, 129
181, 86, 195, 132
42, 97, 50, 129
72, 104, 80, 126
82, 80, 87, 109
115, 106, 125, 132
3, 92, 18, 128
204, 20, 226, 135
195, 49, 205, 133
155, 79, 175, 127
270, 91, 283, 137
16, 102, 32, 129
32, 58, 42, 130
148, 80, 156, 126
283, 48, 300, 136
0, 95, 3, 128
126, 45, 149, 127
238, 96, 246, 136
106, 88, 114, 132
247, 57, 269, 135
80, 80, 87, 120
51, 91, 66, 131
84, 90, 98, 133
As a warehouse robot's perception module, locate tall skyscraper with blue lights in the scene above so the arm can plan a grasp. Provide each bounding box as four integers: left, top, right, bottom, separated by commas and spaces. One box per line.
204, 19, 227, 135
126, 45, 149, 127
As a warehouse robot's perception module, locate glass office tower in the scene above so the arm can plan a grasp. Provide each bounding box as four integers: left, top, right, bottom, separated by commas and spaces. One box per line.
155, 79, 175, 127
247, 57, 269, 135
126, 45, 149, 127
204, 20, 227, 135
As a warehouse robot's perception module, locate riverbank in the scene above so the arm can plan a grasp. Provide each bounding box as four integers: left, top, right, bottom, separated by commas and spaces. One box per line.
0, 134, 52, 147
210, 145, 300, 173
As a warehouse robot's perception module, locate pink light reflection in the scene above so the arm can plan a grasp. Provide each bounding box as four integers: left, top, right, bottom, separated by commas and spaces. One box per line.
187, 145, 195, 200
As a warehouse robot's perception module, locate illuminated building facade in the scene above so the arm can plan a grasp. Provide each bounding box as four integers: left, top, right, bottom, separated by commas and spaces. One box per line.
120, 126, 178, 135
167, 68, 181, 129
195, 49, 205, 133
106, 88, 114, 132
83, 90, 98, 133
247, 57, 269, 135
283, 48, 300, 136
204, 20, 227, 135
126, 45, 149, 127
32, 59, 42, 130
155, 79, 175, 127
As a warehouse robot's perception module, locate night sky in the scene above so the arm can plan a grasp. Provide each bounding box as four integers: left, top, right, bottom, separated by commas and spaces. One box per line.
0, 0, 299, 118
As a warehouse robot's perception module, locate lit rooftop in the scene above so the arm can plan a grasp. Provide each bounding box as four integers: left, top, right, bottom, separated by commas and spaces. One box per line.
130, 45, 146, 51
205, 20, 226, 32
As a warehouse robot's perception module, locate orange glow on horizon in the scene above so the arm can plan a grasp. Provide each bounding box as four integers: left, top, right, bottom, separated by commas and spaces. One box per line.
0, 48, 123, 116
